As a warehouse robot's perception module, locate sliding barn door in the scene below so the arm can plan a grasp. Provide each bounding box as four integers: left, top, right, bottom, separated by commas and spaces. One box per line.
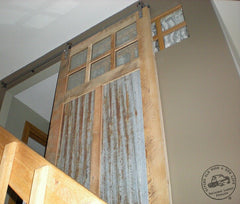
46, 7, 170, 204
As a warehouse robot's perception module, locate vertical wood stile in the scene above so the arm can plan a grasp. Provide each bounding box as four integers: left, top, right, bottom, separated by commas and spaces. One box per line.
45, 52, 70, 165
137, 7, 170, 204
155, 20, 165, 50
90, 86, 103, 195
29, 166, 49, 204
21, 121, 30, 144
111, 33, 116, 70
85, 45, 92, 82
0, 142, 17, 203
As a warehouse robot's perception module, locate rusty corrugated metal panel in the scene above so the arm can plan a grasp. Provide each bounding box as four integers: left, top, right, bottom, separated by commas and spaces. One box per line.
57, 91, 95, 189
100, 70, 148, 204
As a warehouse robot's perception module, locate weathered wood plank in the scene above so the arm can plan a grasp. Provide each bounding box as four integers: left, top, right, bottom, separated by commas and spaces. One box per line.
155, 19, 165, 50
137, 7, 170, 204
90, 86, 103, 195
110, 33, 116, 70
45, 53, 69, 165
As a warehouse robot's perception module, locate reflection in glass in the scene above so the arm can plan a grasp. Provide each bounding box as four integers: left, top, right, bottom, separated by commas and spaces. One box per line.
67, 68, 86, 90
70, 49, 87, 70
116, 23, 137, 47
163, 26, 188, 48
116, 42, 138, 67
90, 56, 111, 80
151, 22, 157, 37
161, 8, 184, 31
92, 36, 111, 59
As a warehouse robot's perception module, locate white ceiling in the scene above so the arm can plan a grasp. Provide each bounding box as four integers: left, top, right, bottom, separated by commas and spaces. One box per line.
1, 0, 240, 122
15, 72, 58, 121
0, 0, 137, 80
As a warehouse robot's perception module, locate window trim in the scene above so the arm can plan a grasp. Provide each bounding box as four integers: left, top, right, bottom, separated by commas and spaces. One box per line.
151, 4, 187, 50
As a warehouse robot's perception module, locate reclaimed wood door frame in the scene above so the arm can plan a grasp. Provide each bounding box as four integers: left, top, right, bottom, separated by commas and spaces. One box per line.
45, 7, 170, 204
22, 121, 48, 147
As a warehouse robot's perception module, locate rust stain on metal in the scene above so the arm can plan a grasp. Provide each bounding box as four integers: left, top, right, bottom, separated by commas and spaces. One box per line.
57, 91, 95, 189
100, 70, 148, 203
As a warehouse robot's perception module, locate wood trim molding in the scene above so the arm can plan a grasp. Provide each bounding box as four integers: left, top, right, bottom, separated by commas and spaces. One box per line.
45, 53, 69, 165
22, 121, 48, 147
151, 4, 186, 50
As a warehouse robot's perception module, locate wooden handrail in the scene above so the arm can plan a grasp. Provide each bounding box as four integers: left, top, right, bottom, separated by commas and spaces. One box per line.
0, 127, 106, 204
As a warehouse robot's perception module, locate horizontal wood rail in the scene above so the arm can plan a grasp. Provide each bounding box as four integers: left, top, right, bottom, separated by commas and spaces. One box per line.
0, 127, 106, 204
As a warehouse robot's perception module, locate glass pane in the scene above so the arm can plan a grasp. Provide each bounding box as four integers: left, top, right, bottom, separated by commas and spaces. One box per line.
116, 42, 138, 67
116, 23, 137, 47
90, 56, 111, 80
160, 8, 184, 31
70, 49, 87, 70
67, 68, 86, 90
163, 26, 189, 48
151, 22, 157, 37
153, 40, 160, 53
92, 36, 111, 59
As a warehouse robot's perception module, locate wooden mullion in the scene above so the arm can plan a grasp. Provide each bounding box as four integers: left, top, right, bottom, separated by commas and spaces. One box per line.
90, 51, 111, 65
162, 21, 187, 36
114, 39, 138, 52
90, 86, 103, 196
111, 33, 116, 70
85, 45, 92, 82
68, 64, 87, 76
155, 20, 165, 50
151, 4, 182, 22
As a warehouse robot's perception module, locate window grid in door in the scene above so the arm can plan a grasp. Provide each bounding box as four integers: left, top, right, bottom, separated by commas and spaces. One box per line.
67, 22, 138, 91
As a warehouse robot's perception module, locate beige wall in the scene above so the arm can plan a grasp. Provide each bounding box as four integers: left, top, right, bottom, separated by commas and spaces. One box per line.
2, 1, 239, 203
150, 0, 240, 203
5, 96, 49, 140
